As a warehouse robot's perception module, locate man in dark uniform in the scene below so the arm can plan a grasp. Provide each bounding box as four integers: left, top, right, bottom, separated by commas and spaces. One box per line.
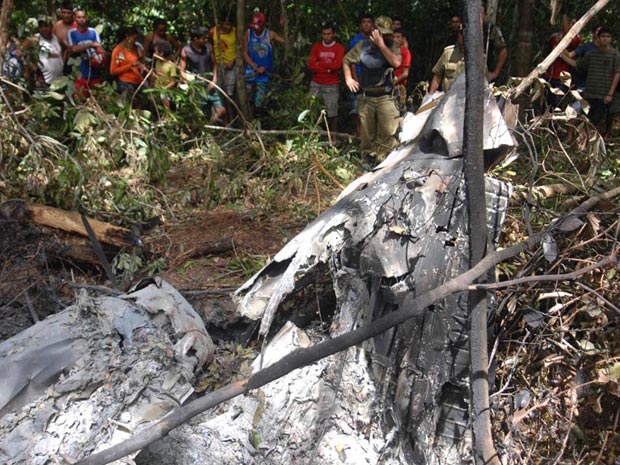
343, 16, 402, 160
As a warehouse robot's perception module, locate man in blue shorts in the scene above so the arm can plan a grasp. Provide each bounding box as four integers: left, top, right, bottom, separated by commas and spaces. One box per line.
243, 11, 285, 119
180, 25, 227, 124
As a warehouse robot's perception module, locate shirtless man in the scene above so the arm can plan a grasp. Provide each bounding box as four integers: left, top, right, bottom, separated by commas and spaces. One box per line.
52, 0, 76, 49
53, 1, 76, 74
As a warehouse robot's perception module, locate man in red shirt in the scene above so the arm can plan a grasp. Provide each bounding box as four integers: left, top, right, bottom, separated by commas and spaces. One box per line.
393, 28, 411, 113
308, 23, 345, 131
546, 13, 581, 109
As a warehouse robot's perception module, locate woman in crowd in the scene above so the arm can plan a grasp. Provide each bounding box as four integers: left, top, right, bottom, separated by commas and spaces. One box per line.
110, 26, 147, 94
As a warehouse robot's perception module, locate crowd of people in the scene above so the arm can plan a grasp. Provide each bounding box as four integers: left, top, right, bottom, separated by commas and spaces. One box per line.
2, 1, 618, 157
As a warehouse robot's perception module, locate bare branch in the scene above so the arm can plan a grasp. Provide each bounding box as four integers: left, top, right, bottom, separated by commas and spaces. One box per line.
471, 253, 617, 290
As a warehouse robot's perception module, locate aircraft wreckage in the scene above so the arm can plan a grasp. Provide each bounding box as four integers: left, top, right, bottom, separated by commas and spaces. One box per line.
0, 74, 515, 465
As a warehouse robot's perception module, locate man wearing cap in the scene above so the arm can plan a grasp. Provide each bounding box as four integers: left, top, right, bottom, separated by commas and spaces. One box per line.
429, 24, 465, 94
243, 11, 285, 118
36, 17, 64, 87
343, 16, 401, 159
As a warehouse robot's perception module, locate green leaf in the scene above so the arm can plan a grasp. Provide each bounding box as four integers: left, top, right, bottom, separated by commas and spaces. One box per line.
73, 110, 97, 133
35, 91, 65, 101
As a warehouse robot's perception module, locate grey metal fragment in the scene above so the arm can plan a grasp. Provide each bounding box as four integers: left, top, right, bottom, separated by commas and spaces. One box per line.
0, 278, 214, 465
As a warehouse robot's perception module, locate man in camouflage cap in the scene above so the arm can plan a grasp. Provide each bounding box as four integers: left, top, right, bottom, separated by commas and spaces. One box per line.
343, 15, 402, 160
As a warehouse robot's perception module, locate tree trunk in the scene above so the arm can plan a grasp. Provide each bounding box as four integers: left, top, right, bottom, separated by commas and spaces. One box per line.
235, 0, 249, 119
47, 0, 55, 19
514, 0, 534, 77
279, 0, 290, 71
0, 0, 15, 72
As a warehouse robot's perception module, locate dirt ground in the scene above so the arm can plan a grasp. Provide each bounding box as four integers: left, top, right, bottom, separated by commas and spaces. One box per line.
153, 206, 305, 290
0, 202, 308, 342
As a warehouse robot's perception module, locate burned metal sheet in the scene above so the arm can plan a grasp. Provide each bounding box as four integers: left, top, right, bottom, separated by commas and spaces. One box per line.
235, 77, 514, 337
230, 75, 515, 465
419, 73, 515, 158
0, 278, 214, 465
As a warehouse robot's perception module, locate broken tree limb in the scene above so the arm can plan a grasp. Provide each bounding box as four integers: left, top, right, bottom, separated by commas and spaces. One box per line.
521, 183, 580, 200
81, 214, 119, 289
511, 0, 610, 100
0, 200, 140, 248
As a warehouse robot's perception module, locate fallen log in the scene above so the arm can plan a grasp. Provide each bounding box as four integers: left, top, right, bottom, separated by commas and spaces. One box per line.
0, 200, 140, 248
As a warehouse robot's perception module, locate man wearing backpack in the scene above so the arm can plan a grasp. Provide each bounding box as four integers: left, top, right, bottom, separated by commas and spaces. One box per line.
67, 8, 105, 96
343, 16, 401, 160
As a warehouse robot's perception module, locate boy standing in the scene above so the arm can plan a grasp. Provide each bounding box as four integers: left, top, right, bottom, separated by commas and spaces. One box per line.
180, 26, 226, 124
564, 27, 620, 130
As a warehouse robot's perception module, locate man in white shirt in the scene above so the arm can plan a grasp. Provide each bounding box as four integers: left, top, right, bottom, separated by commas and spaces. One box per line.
37, 18, 64, 87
